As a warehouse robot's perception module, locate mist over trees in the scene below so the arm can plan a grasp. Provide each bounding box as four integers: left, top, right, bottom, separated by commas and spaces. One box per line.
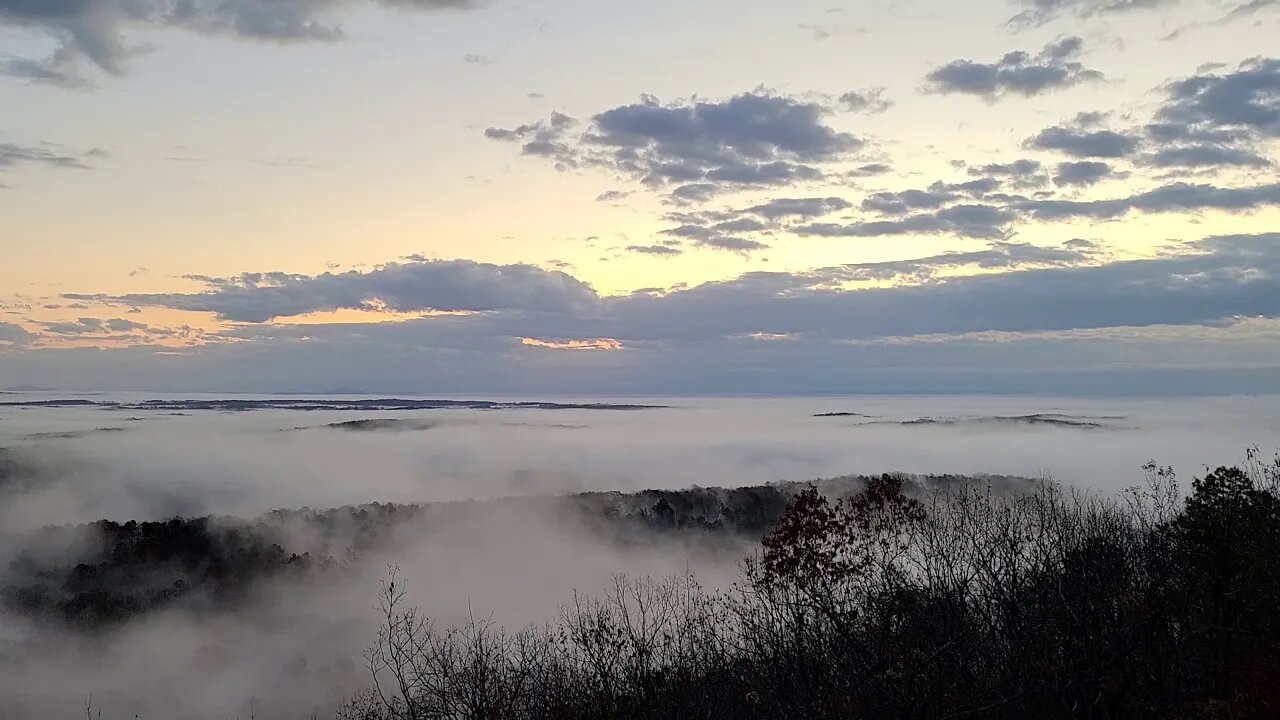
3, 475, 1021, 632
6, 456, 1280, 717
2, 399, 1279, 718
337, 454, 1280, 719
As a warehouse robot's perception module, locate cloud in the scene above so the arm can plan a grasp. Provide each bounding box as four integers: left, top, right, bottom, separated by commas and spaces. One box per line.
966, 159, 1048, 189
1146, 145, 1271, 168
12, 233, 1280, 394
590, 92, 857, 165
702, 160, 822, 185
0, 142, 93, 173
595, 190, 631, 202
0, 51, 90, 88
1221, 0, 1280, 22
661, 223, 769, 253
662, 225, 721, 241
486, 92, 862, 201
847, 163, 893, 178
247, 233, 1276, 352
1143, 57, 1280, 169
743, 197, 852, 220
0, 321, 31, 345
1017, 180, 1280, 219
0, 0, 478, 82
39, 317, 106, 335
698, 236, 770, 253
795, 204, 1015, 239
1026, 125, 1141, 158
1015, 60, 1277, 173
862, 188, 958, 215
1052, 161, 1113, 186
803, 240, 1099, 282
668, 183, 720, 204
656, 197, 851, 251
1160, 0, 1279, 40
838, 88, 893, 114
69, 259, 601, 323
673, 181, 1014, 248
520, 337, 622, 351
969, 159, 1042, 177
1008, 0, 1180, 28
483, 111, 579, 170
105, 318, 150, 332
36, 317, 160, 337
925, 37, 1103, 100
1165, 56, 1280, 120
592, 232, 1280, 345
858, 180, 999, 215
625, 244, 683, 257
711, 218, 769, 233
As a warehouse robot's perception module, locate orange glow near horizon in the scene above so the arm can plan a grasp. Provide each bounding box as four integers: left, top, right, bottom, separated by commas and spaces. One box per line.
520, 337, 624, 351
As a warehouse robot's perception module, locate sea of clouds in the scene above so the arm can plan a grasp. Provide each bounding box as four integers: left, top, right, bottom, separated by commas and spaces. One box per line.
1, 392, 1276, 718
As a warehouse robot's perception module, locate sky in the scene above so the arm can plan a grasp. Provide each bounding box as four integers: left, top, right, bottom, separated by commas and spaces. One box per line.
2, 0, 1279, 394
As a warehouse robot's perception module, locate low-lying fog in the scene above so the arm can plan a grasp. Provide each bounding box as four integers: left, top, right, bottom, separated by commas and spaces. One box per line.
1, 393, 1276, 719
4, 393, 1276, 528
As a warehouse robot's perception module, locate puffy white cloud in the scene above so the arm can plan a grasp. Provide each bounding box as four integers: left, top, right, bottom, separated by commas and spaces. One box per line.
486, 92, 862, 202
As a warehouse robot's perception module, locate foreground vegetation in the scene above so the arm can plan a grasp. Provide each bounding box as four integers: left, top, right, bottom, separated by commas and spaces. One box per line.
339, 451, 1280, 719
6, 451, 1279, 717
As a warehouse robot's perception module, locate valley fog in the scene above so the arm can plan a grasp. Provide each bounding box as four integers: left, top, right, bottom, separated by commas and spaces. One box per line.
1, 393, 1276, 719
3, 394, 1275, 529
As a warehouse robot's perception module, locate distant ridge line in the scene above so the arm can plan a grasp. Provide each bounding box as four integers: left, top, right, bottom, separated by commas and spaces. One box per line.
0, 397, 668, 412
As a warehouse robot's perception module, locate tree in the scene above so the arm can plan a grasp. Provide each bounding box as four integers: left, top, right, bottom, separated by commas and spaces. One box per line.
758, 474, 927, 589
